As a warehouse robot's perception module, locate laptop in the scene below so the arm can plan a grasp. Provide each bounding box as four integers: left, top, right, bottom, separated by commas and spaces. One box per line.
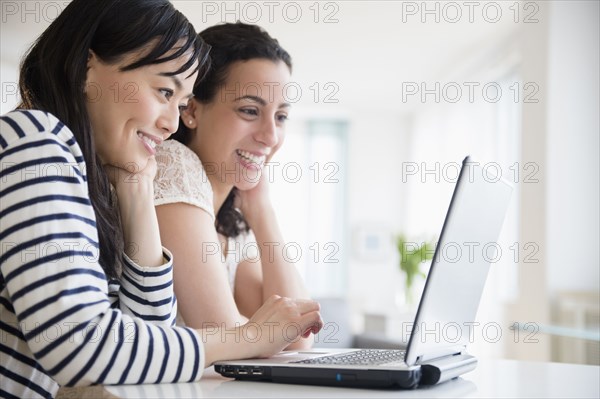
214, 156, 513, 389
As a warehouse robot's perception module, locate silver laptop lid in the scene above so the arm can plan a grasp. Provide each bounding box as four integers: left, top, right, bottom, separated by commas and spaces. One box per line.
405, 156, 513, 366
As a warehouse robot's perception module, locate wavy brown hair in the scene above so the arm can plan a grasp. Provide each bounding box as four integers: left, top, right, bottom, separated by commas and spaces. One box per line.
171, 22, 291, 238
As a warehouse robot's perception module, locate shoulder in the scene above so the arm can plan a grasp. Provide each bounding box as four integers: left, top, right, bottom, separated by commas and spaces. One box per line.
155, 139, 211, 184
0, 109, 82, 162
155, 139, 204, 172
154, 140, 214, 218
1, 109, 76, 148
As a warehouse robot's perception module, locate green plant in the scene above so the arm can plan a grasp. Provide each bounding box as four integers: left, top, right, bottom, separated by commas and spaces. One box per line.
396, 235, 435, 299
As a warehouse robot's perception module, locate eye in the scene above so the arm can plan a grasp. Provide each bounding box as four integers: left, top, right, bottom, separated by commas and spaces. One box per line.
178, 104, 189, 111
159, 88, 174, 100
276, 113, 289, 123
239, 108, 258, 117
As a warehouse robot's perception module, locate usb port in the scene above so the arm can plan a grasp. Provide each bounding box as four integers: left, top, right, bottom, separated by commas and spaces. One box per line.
237, 369, 248, 375
251, 368, 263, 375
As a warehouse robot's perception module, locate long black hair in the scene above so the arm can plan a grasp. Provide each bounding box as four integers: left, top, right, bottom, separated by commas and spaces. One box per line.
171, 22, 291, 238
18, 0, 210, 278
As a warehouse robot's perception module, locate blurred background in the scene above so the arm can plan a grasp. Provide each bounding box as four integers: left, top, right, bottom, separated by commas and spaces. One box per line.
2, 0, 598, 365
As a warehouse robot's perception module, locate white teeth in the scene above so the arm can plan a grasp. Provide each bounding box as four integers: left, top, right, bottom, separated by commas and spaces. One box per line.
237, 150, 265, 165
138, 132, 157, 149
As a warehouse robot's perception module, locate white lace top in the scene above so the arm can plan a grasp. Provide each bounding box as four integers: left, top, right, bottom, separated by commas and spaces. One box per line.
154, 139, 215, 220
154, 140, 259, 293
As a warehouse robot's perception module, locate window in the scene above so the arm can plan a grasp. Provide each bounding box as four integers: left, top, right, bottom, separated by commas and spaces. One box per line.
271, 120, 348, 297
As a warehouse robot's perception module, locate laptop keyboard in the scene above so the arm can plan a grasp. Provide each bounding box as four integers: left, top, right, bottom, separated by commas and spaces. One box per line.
291, 349, 406, 366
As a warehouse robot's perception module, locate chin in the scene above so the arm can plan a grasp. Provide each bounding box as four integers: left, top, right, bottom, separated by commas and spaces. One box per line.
122, 155, 150, 173
235, 185, 253, 192
241, 168, 262, 185
238, 178, 261, 191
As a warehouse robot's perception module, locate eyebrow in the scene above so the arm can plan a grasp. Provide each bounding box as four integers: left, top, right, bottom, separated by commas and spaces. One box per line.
159, 73, 183, 90
159, 72, 194, 99
234, 95, 291, 109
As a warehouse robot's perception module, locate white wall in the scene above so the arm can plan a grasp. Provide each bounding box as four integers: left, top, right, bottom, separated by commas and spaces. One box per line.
546, 1, 600, 295
0, 61, 19, 114
501, 0, 600, 362
345, 112, 408, 315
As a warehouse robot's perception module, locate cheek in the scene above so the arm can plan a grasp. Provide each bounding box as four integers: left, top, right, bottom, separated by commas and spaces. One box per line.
126, 94, 157, 122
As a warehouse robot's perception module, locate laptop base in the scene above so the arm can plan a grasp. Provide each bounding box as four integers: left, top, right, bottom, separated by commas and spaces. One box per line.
215, 364, 421, 389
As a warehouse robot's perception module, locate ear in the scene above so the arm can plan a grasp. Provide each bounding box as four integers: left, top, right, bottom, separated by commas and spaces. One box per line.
86, 50, 99, 70
85, 50, 99, 96
180, 98, 198, 129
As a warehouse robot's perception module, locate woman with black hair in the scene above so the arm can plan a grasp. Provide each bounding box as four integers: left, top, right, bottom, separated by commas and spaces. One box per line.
154, 22, 312, 349
0, 3, 322, 398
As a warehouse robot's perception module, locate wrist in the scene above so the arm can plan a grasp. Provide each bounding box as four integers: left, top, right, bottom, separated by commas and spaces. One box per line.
242, 201, 275, 229
116, 182, 163, 267
118, 192, 155, 232
201, 325, 252, 367
114, 175, 154, 203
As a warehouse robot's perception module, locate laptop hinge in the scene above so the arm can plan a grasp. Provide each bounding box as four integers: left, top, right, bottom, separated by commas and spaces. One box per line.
414, 345, 466, 364
419, 354, 477, 385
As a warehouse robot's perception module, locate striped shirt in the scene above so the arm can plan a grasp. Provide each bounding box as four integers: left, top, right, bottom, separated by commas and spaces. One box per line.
0, 110, 204, 398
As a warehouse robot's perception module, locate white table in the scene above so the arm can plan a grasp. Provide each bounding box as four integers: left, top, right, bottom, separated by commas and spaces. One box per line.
99, 358, 599, 398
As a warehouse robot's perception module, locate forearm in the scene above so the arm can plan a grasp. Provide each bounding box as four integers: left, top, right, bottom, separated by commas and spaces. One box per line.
249, 207, 309, 302
118, 179, 163, 267
201, 325, 251, 367
253, 221, 313, 351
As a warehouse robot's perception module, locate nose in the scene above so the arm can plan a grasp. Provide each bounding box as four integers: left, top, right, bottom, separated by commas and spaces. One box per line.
255, 117, 279, 148
156, 103, 180, 137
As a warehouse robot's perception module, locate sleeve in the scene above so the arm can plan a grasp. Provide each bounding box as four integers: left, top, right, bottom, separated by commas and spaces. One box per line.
0, 111, 204, 387
154, 140, 215, 220
117, 247, 178, 326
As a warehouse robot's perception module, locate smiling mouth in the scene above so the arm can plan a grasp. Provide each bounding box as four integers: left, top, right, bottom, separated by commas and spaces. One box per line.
236, 149, 266, 165
137, 132, 158, 150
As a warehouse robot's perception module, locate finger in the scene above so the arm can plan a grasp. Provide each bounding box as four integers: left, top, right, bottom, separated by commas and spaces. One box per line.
265, 150, 276, 164
297, 311, 324, 335
143, 156, 158, 177
290, 299, 321, 315
266, 138, 283, 163
301, 323, 321, 338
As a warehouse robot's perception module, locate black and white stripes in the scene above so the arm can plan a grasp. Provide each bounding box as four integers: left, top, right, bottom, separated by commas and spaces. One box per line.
1, 110, 204, 399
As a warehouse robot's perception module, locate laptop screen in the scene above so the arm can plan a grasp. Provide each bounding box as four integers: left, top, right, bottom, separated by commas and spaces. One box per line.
405, 157, 513, 365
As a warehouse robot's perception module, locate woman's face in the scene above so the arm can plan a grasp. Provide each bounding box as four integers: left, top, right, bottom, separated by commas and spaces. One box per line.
86, 48, 197, 172
186, 59, 291, 191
